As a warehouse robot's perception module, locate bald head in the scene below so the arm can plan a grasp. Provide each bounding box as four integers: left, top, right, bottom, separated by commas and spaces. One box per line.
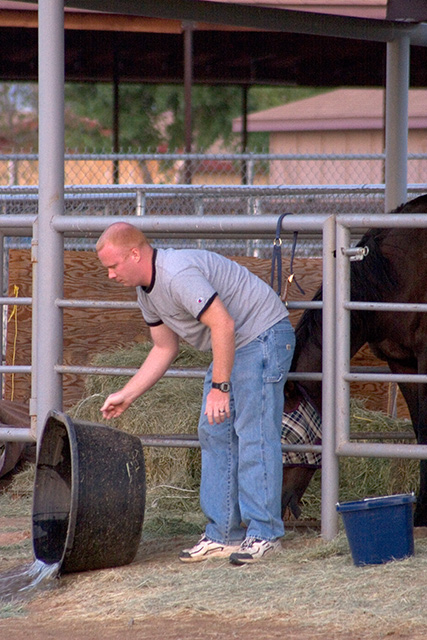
96, 222, 149, 254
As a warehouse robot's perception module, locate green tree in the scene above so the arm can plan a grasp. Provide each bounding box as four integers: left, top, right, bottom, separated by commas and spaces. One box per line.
0, 81, 326, 154
64, 83, 165, 151
64, 83, 244, 152
0, 83, 38, 150
63, 82, 325, 153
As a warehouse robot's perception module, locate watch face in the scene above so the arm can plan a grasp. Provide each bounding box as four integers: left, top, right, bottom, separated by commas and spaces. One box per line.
212, 381, 231, 392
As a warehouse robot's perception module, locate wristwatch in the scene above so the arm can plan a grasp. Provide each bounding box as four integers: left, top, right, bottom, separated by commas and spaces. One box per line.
212, 381, 231, 393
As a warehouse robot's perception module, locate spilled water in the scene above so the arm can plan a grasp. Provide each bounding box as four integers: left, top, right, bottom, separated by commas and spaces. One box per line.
0, 559, 61, 603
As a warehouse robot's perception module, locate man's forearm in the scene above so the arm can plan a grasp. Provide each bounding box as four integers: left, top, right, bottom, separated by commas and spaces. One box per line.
210, 325, 235, 384
120, 344, 177, 403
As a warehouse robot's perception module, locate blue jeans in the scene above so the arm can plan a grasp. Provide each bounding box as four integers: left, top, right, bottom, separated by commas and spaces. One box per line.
198, 316, 295, 544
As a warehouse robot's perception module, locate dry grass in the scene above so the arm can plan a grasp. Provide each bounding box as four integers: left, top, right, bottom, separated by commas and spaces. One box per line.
4, 528, 427, 639
1, 342, 425, 636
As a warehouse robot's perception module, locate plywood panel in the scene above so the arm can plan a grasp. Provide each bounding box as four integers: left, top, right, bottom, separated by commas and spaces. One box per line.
5, 250, 410, 418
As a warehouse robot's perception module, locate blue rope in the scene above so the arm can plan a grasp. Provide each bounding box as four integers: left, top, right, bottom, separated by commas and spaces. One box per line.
270, 213, 305, 297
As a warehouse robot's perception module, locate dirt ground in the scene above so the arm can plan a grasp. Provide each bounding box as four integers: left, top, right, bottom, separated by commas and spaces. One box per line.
3, 614, 426, 640
0, 517, 322, 640
0, 615, 401, 640
1, 514, 427, 640
0, 517, 304, 640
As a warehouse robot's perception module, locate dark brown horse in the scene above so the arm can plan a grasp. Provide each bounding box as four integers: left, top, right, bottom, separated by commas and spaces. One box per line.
281, 193, 427, 526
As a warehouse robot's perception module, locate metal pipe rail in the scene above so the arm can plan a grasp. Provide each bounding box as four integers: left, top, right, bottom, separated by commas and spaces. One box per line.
0, 215, 35, 235
0, 193, 139, 202
0, 183, 379, 195
137, 433, 323, 457
1, 182, 427, 197
137, 432, 415, 448
52, 213, 331, 239
338, 442, 427, 460
0, 151, 408, 162
52, 365, 323, 382
54, 365, 208, 378
55, 299, 323, 310
346, 373, 427, 384
337, 212, 427, 229
0, 297, 32, 305
0, 427, 33, 442
346, 301, 427, 312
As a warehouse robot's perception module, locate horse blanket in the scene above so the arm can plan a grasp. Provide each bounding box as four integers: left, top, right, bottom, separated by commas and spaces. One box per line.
281, 396, 322, 467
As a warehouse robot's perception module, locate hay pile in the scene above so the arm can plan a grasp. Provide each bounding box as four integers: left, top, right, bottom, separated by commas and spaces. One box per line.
347, 399, 417, 498
8, 342, 420, 527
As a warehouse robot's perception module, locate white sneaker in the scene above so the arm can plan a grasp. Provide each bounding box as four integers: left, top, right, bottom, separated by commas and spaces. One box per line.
179, 535, 239, 563
229, 537, 282, 565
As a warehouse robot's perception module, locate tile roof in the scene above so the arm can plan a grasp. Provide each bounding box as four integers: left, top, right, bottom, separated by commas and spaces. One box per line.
233, 88, 427, 131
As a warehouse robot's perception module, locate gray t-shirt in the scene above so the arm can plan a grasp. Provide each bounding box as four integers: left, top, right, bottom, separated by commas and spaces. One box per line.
137, 248, 288, 351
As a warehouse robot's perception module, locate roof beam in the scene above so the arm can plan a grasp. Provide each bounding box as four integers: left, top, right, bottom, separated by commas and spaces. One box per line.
52, 0, 427, 44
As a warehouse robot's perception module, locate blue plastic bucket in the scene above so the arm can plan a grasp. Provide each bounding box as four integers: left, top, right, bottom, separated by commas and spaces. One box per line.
336, 493, 416, 566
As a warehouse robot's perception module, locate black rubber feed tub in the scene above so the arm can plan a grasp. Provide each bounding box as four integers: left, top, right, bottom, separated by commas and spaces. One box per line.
32, 411, 146, 574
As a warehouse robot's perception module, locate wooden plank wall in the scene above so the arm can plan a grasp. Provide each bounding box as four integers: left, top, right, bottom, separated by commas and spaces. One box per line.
5, 249, 410, 418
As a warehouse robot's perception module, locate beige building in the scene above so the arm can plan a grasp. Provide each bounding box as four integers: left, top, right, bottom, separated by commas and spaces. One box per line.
233, 88, 427, 185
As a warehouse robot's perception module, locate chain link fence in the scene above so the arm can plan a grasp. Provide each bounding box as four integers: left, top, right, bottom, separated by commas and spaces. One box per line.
2, 150, 427, 188
0, 150, 426, 257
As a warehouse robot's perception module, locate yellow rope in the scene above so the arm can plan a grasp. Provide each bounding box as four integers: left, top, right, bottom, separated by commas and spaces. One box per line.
7, 284, 19, 401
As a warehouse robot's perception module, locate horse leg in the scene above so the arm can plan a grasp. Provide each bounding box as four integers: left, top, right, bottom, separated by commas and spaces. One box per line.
281, 466, 317, 519
413, 378, 427, 527
415, 463, 427, 527
397, 378, 427, 526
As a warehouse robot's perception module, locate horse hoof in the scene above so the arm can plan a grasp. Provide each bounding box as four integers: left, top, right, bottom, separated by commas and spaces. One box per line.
413, 506, 427, 528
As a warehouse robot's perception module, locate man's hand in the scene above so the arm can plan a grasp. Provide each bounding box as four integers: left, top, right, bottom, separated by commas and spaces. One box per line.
205, 387, 231, 425
100, 391, 131, 419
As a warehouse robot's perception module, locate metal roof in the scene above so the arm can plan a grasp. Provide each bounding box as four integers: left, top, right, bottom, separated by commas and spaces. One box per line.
1, 0, 427, 86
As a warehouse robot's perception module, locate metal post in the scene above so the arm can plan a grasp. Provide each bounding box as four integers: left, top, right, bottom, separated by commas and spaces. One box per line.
335, 221, 352, 448
0, 233, 3, 398
196, 198, 205, 249
8, 160, 17, 186
241, 85, 249, 185
112, 44, 120, 185
30, 220, 38, 436
183, 21, 193, 184
245, 160, 255, 255
37, 0, 65, 438
136, 190, 145, 216
320, 214, 339, 540
384, 36, 410, 213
